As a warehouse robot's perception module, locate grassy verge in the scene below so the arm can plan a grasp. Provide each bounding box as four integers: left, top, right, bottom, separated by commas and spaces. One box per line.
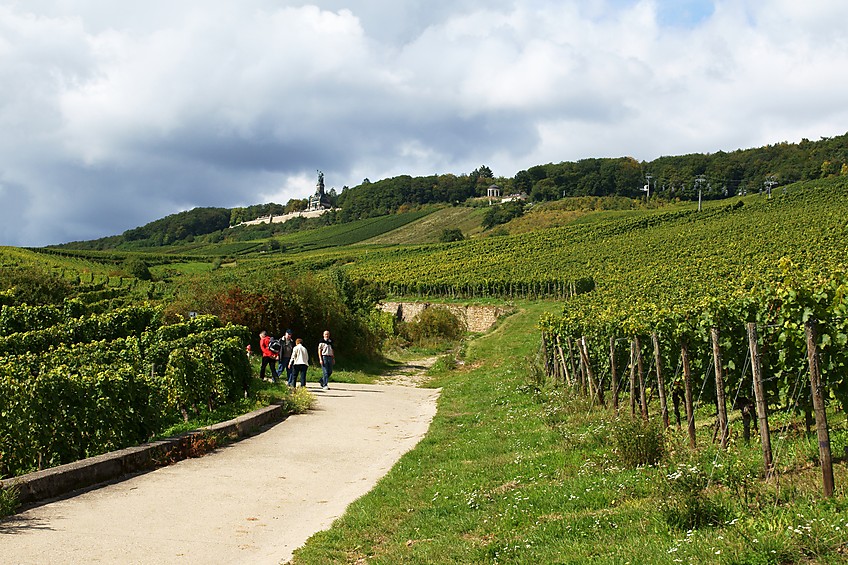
290, 301, 848, 564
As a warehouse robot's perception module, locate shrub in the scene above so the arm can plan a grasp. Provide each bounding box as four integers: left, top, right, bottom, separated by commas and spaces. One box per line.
609, 417, 665, 468
439, 228, 465, 242
430, 354, 457, 373
401, 306, 465, 343
123, 257, 153, 281
0, 266, 74, 306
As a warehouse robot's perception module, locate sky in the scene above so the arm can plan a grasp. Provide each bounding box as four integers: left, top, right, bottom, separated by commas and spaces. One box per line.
1, 0, 847, 247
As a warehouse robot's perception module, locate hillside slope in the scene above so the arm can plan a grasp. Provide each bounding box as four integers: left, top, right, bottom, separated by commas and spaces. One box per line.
340, 177, 848, 303
363, 206, 486, 244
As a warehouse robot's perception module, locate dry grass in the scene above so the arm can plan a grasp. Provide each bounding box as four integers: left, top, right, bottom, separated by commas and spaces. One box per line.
363, 207, 486, 244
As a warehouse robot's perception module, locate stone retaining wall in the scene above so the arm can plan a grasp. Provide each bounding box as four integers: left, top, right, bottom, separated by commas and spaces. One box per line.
1, 403, 287, 506
380, 301, 512, 333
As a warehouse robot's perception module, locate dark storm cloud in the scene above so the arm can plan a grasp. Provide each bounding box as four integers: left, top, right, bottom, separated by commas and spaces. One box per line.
1, 0, 848, 246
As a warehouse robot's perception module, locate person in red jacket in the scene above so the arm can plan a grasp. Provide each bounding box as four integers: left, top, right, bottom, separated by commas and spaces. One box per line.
258, 330, 279, 382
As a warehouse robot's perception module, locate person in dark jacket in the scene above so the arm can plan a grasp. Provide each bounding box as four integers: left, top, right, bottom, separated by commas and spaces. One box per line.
280, 329, 296, 387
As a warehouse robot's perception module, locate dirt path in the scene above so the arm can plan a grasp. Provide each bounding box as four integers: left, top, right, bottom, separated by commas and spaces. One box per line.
375, 356, 438, 387
1, 365, 440, 565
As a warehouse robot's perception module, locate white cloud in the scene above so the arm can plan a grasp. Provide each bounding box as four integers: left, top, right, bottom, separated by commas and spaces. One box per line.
0, 0, 847, 246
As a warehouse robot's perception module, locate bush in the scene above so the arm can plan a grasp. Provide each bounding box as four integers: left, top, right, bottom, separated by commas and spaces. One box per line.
439, 228, 465, 242
400, 306, 465, 343
609, 417, 665, 468
123, 257, 153, 281
0, 266, 74, 306
482, 201, 524, 229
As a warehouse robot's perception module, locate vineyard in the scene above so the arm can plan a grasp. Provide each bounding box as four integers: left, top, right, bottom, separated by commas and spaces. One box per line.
2, 172, 848, 530
333, 178, 848, 302
0, 291, 252, 478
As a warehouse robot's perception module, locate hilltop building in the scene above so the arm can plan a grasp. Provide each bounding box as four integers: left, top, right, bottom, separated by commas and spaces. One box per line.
487, 184, 501, 204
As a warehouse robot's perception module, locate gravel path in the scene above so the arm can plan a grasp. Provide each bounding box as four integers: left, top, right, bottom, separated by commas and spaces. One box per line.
0, 378, 440, 565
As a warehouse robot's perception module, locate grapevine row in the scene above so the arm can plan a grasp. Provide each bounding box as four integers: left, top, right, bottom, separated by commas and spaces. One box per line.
0, 306, 251, 478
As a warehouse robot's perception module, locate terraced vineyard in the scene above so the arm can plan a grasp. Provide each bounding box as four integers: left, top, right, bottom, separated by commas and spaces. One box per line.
338, 178, 847, 302
272, 208, 436, 251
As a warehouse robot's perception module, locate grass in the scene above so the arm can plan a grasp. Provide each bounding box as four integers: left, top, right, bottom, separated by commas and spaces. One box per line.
155, 377, 315, 439
271, 208, 436, 251
290, 301, 848, 564
364, 206, 487, 244
0, 484, 18, 518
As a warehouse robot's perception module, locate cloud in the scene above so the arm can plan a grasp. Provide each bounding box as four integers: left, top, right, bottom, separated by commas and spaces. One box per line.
1, 0, 847, 246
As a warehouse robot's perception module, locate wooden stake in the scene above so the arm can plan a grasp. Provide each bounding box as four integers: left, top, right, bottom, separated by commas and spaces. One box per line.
652, 332, 669, 429
747, 322, 774, 479
566, 337, 580, 393
610, 335, 619, 415
710, 327, 729, 449
805, 319, 835, 497
555, 334, 570, 386
581, 336, 604, 406
635, 335, 648, 421
680, 341, 695, 448
629, 340, 637, 418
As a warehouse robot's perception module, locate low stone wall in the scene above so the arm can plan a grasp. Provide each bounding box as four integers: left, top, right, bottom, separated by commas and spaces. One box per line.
1, 403, 288, 506
380, 301, 512, 333
234, 208, 333, 227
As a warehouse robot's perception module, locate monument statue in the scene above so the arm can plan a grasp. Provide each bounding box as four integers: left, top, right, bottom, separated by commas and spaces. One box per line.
309, 170, 331, 211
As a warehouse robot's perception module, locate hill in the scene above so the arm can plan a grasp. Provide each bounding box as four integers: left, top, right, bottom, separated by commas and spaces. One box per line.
49, 132, 848, 253
363, 206, 487, 244
337, 176, 848, 302
6, 152, 848, 562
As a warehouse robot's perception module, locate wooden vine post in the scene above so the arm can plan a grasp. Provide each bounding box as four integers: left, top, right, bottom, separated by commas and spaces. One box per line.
652, 332, 670, 429
804, 319, 834, 497
582, 337, 596, 400
629, 340, 637, 418
710, 327, 729, 449
555, 335, 570, 386
566, 338, 579, 391
635, 336, 648, 421
680, 340, 696, 448
541, 332, 551, 379
580, 337, 605, 407
609, 336, 619, 415
552, 336, 563, 384
746, 323, 774, 479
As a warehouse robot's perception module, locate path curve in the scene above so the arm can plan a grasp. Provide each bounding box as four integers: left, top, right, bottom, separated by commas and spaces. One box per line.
1, 380, 440, 565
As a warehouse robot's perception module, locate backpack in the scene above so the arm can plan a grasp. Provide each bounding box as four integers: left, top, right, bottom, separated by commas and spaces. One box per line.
268, 337, 282, 353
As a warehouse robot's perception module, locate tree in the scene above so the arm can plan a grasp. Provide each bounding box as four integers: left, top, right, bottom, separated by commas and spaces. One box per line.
439, 228, 465, 243
482, 201, 524, 229
123, 257, 153, 281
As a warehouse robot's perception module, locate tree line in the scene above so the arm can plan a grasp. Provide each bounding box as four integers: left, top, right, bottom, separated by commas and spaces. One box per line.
51, 133, 848, 250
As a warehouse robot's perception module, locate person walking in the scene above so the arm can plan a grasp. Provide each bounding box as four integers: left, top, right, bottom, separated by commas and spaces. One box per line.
259, 330, 279, 382
288, 338, 309, 388
280, 329, 296, 387
318, 330, 335, 391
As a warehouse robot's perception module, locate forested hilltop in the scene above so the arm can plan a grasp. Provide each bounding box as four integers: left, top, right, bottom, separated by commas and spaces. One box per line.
53, 132, 848, 251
